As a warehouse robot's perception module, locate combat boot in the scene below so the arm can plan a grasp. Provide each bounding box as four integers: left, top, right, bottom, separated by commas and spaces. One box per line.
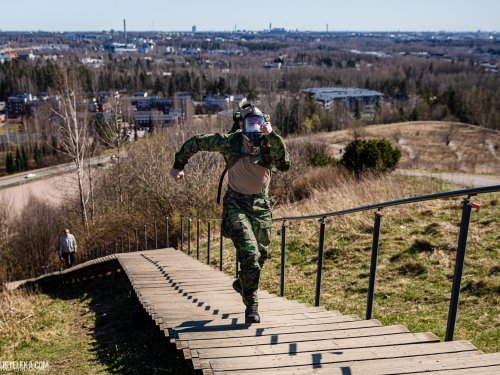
232, 278, 242, 295
245, 304, 260, 324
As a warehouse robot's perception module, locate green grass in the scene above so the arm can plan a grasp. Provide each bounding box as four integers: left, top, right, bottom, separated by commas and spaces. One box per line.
0, 277, 191, 374
193, 192, 500, 353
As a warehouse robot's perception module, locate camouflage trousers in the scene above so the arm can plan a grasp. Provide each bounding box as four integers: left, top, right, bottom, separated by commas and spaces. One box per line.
222, 188, 272, 307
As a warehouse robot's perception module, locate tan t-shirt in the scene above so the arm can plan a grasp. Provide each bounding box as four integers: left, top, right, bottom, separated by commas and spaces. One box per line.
227, 138, 271, 195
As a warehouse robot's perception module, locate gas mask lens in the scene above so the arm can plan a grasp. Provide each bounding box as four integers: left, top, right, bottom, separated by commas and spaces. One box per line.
243, 115, 265, 133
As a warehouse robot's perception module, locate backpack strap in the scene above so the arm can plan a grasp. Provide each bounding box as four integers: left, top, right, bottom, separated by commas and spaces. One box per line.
216, 167, 229, 204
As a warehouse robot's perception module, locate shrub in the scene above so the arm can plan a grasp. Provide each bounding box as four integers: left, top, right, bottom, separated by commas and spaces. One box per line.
305, 152, 337, 167
341, 139, 401, 175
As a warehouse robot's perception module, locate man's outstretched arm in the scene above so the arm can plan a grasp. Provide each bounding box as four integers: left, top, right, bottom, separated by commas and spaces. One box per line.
170, 133, 231, 180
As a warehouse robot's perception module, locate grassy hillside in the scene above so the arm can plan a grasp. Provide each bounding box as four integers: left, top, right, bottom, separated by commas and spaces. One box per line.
0, 278, 191, 374
302, 121, 500, 174
268, 176, 499, 352
196, 173, 500, 353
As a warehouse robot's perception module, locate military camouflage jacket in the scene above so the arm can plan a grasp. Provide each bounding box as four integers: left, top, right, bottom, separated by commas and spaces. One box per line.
173, 130, 290, 172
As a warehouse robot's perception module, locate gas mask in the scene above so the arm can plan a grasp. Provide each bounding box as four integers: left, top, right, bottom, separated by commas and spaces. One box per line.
242, 115, 266, 147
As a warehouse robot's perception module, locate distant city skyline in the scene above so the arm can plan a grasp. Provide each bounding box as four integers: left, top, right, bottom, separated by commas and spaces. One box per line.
1, 0, 499, 32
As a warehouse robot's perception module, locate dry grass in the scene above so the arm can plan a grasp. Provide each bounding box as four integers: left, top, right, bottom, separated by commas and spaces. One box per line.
299, 121, 500, 174
192, 173, 499, 353
0, 122, 21, 135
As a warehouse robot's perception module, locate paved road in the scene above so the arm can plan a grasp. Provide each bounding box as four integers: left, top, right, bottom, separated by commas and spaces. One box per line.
0, 155, 110, 189
396, 169, 500, 187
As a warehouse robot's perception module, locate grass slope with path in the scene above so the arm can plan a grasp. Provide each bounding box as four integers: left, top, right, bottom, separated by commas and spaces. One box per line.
303, 121, 500, 175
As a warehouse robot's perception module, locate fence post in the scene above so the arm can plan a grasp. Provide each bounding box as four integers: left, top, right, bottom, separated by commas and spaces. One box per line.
180, 216, 184, 252
187, 218, 192, 255
135, 227, 139, 252
366, 209, 383, 320
315, 217, 327, 307
143, 224, 147, 250
128, 230, 131, 252
196, 218, 200, 260
115, 239, 118, 254
280, 220, 287, 297
219, 221, 224, 271
207, 220, 211, 265
166, 217, 170, 248
445, 196, 476, 341
154, 221, 158, 249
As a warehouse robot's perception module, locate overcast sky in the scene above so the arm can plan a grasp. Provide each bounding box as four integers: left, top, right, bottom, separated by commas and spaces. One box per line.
1, 0, 499, 32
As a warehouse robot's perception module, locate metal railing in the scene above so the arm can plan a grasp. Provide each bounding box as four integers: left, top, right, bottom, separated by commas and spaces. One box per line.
177, 184, 499, 343
46, 184, 499, 344
179, 216, 224, 270
67, 217, 173, 269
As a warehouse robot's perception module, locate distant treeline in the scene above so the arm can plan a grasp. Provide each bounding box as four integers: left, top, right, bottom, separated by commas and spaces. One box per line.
0, 49, 498, 131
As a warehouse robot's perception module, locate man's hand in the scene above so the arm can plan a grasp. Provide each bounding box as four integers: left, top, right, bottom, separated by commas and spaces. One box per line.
261, 122, 273, 136
170, 168, 185, 181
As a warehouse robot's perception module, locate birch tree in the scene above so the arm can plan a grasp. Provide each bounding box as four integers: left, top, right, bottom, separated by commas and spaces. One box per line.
50, 72, 91, 227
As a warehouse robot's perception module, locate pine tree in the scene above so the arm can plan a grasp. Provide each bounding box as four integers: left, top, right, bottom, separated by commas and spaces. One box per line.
15, 147, 22, 172
33, 144, 43, 167
167, 77, 176, 97
21, 146, 28, 170
5, 153, 14, 173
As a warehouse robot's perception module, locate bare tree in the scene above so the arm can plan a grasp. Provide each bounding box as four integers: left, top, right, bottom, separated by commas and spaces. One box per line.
50, 71, 92, 228
95, 98, 130, 204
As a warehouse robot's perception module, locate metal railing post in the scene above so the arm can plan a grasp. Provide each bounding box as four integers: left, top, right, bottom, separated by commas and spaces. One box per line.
219, 221, 224, 271
115, 239, 118, 254
166, 217, 170, 248
280, 220, 287, 297
135, 227, 139, 251
445, 196, 475, 341
207, 220, 211, 265
154, 221, 158, 249
128, 230, 131, 252
315, 217, 327, 307
143, 224, 147, 250
196, 218, 200, 260
120, 235, 124, 253
180, 216, 184, 251
187, 218, 192, 255
366, 209, 383, 320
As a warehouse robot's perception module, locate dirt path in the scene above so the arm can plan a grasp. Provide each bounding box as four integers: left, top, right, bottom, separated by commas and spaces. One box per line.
396, 169, 500, 187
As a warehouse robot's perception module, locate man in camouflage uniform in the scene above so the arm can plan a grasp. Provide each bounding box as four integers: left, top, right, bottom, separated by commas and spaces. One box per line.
170, 104, 290, 323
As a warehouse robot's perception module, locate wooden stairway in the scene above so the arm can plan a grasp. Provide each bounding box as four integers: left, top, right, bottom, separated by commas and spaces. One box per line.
7, 249, 500, 374
121, 250, 500, 374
